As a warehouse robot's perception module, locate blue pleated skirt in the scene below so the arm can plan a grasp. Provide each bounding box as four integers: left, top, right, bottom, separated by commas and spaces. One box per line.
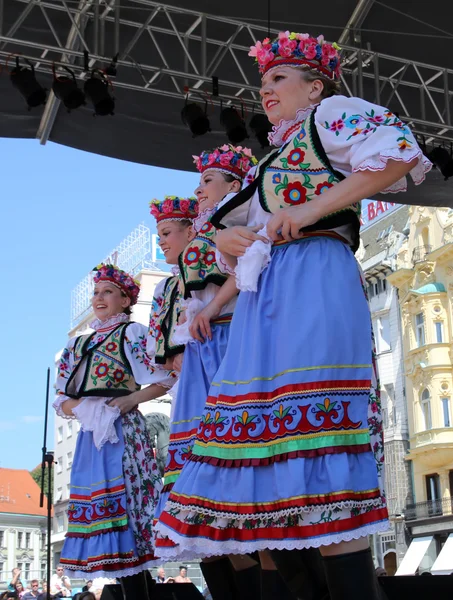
154, 319, 231, 557
61, 410, 161, 577
157, 236, 389, 557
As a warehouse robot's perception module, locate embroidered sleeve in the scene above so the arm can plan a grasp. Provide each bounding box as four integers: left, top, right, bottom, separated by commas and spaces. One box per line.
126, 322, 177, 389
146, 277, 168, 356
53, 337, 77, 419
316, 95, 432, 193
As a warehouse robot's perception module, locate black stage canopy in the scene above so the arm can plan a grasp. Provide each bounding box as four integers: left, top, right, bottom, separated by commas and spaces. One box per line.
1, 1, 453, 204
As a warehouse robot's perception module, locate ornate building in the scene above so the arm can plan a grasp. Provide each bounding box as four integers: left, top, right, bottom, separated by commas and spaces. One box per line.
388, 206, 453, 575
358, 204, 413, 573
0, 468, 48, 587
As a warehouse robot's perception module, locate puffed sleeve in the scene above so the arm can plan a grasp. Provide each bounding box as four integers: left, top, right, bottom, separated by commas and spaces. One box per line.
53, 337, 77, 419
316, 95, 432, 193
126, 322, 177, 389
146, 277, 168, 356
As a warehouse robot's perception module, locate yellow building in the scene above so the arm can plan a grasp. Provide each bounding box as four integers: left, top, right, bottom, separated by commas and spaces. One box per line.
388, 206, 453, 575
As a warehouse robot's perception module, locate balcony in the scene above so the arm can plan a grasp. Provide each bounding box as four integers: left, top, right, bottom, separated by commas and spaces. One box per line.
405, 497, 453, 521
412, 245, 432, 263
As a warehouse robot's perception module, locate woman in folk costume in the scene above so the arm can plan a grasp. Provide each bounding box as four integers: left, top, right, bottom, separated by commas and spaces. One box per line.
53, 264, 170, 599
145, 196, 199, 395
153, 147, 283, 600
154, 31, 431, 600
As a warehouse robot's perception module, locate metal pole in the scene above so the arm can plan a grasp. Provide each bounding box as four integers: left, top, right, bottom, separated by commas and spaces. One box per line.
357, 48, 364, 99
93, 0, 99, 56
201, 14, 206, 77
114, 0, 120, 56
444, 69, 451, 126
373, 54, 380, 105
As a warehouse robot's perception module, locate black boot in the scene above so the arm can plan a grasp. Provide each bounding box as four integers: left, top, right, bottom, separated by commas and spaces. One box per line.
271, 548, 329, 600
260, 569, 296, 600
119, 572, 150, 600
200, 558, 240, 600
322, 548, 384, 600
233, 563, 261, 600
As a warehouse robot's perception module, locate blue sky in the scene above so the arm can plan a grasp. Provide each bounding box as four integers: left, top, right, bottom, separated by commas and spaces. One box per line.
1, 138, 198, 470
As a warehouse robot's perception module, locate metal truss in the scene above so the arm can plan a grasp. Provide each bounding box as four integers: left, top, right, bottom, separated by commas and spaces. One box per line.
70, 223, 162, 328
2, 0, 453, 145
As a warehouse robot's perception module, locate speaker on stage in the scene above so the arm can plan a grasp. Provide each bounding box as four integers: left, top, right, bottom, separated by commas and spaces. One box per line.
100, 582, 204, 600
379, 575, 453, 600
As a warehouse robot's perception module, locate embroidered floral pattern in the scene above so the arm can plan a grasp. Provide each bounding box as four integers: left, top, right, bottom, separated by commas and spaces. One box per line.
122, 409, 161, 558
179, 221, 227, 298
323, 108, 412, 148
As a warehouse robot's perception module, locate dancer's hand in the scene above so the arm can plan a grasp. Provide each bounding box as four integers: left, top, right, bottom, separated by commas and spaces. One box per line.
109, 394, 138, 415
216, 225, 267, 257
172, 353, 184, 372
189, 301, 221, 342
266, 203, 322, 241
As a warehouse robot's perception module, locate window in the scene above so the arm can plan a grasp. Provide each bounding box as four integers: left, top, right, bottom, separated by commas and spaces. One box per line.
41, 563, 46, 580
66, 483, 71, 498
57, 457, 62, 474
67, 421, 73, 437
55, 487, 63, 502
416, 313, 425, 347
41, 532, 46, 550
24, 563, 30, 580
25, 532, 31, 549
17, 531, 23, 548
17, 562, 23, 572
367, 283, 375, 299
382, 278, 387, 292
382, 407, 389, 429
441, 397, 451, 427
426, 474, 441, 515
421, 389, 432, 430
0, 530, 4, 547
375, 315, 391, 353
57, 515, 64, 533
67, 451, 73, 469
435, 321, 444, 343
0, 562, 4, 580
57, 426, 63, 443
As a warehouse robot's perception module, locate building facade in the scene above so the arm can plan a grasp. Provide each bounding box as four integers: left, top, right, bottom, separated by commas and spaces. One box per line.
359, 205, 413, 573
0, 469, 48, 587
388, 206, 453, 574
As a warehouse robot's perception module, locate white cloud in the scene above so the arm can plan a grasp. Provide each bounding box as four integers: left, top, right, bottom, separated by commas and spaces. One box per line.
21, 415, 44, 424
0, 421, 16, 431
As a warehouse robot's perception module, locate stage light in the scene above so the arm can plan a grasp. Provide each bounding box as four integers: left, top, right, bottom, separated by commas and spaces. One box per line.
220, 107, 248, 144
428, 147, 453, 181
52, 65, 85, 112
84, 69, 115, 116
249, 113, 272, 148
10, 57, 47, 109
181, 101, 210, 137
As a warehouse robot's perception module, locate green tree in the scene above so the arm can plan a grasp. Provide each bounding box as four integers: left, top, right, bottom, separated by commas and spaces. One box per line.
30, 464, 54, 499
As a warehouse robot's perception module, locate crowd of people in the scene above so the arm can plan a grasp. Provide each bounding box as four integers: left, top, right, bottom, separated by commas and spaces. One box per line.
34, 26, 431, 600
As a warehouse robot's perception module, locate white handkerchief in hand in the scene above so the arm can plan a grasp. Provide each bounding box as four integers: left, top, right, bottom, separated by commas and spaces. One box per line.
235, 227, 272, 292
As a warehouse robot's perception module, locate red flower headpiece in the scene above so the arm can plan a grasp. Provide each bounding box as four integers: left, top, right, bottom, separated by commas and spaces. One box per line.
149, 196, 198, 223
193, 144, 258, 181
249, 32, 341, 80
92, 264, 140, 305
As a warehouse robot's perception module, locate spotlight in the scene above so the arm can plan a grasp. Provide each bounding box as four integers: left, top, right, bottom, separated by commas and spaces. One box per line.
52, 65, 85, 112
181, 101, 210, 137
10, 57, 47, 109
84, 69, 115, 116
249, 113, 272, 148
220, 107, 248, 144
428, 147, 453, 181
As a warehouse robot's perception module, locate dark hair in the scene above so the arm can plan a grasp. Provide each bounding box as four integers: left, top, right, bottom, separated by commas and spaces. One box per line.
78, 593, 96, 600
120, 291, 132, 316
299, 66, 341, 99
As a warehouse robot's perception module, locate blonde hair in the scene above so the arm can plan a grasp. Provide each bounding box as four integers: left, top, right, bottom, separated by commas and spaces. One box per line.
299, 66, 341, 99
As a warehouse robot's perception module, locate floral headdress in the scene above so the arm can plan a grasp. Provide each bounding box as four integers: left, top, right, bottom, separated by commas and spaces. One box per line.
193, 144, 258, 181
149, 196, 198, 223
249, 32, 341, 80
92, 264, 140, 305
